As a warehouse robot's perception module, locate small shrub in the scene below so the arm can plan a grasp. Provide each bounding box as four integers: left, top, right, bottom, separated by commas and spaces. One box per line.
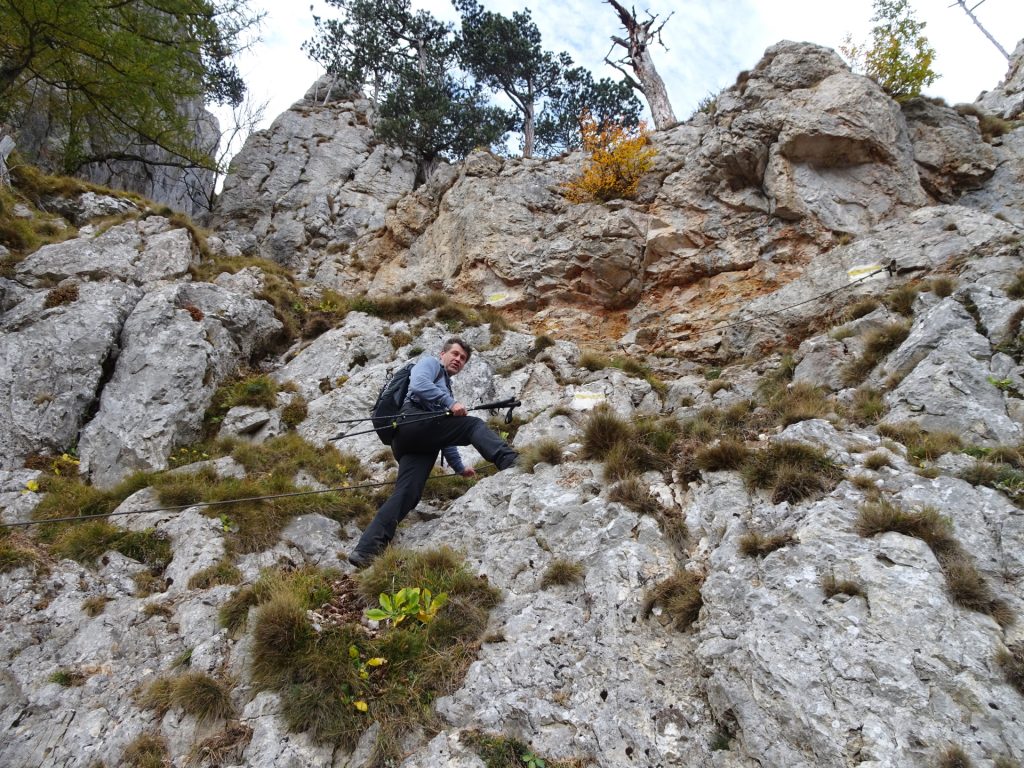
518, 439, 564, 473
643, 570, 704, 631
541, 558, 586, 588
121, 733, 169, 768
821, 573, 866, 600
280, 395, 309, 429
48, 668, 87, 687
738, 530, 795, 557
562, 112, 656, 203
996, 643, 1024, 695
43, 283, 79, 309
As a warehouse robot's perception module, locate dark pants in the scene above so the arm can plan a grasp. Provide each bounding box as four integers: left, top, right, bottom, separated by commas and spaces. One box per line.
352, 406, 518, 557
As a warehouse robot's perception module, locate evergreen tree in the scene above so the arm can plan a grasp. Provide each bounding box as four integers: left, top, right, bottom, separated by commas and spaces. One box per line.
452, 0, 568, 159
0, 0, 255, 173
305, 0, 511, 180
534, 66, 642, 156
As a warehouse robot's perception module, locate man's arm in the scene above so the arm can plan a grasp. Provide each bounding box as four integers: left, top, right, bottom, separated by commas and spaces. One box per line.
408, 357, 455, 410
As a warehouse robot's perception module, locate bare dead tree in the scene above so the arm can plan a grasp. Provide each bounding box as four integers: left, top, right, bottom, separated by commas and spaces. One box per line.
603, 0, 676, 129
950, 0, 1010, 60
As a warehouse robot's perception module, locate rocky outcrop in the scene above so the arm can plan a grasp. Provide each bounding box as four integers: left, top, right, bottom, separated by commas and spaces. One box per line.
209, 80, 417, 271
976, 39, 1024, 119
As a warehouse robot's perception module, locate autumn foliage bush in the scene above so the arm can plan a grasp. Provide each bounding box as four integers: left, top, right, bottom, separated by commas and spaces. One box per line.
562, 112, 655, 203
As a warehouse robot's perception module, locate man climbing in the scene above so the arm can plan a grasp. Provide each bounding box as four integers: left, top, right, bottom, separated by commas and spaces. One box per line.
348, 337, 518, 568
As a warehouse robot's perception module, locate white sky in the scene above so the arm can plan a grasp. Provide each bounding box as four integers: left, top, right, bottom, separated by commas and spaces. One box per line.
214, 0, 1023, 161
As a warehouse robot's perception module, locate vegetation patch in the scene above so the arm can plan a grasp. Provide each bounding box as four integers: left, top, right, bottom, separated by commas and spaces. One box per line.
821, 573, 866, 600
841, 321, 911, 386
248, 547, 500, 764
844, 297, 881, 321
49, 521, 170, 571
139, 671, 234, 724
643, 570, 704, 631
996, 643, 1024, 696
43, 282, 79, 308
280, 395, 309, 429
540, 558, 586, 588
120, 732, 169, 768
863, 451, 892, 471
741, 441, 844, 504
582, 407, 680, 482
48, 668, 88, 687
609, 476, 687, 553
856, 501, 1012, 625
187, 722, 254, 767
738, 530, 796, 558
0, 530, 48, 574
696, 439, 752, 472
518, 438, 565, 473
883, 284, 919, 316
82, 595, 112, 616
462, 729, 587, 768
937, 745, 974, 768
876, 422, 961, 462
680, 401, 758, 442
848, 387, 887, 426
188, 558, 242, 590
959, 460, 1024, 505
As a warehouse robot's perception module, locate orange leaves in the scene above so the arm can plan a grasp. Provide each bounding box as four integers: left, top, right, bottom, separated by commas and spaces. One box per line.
562, 112, 655, 203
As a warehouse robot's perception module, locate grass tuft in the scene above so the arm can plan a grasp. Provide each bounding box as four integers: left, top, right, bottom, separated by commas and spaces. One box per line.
937, 745, 974, 768
848, 387, 887, 426
877, 422, 961, 462
695, 439, 752, 472
996, 644, 1024, 695
541, 558, 586, 588
643, 570, 704, 631
518, 438, 564, 473
188, 559, 242, 590
821, 573, 866, 600
742, 441, 844, 504
738, 530, 795, 557
139, 672, 234, 724
121, 733, 169, 768
841, 321, 911, 386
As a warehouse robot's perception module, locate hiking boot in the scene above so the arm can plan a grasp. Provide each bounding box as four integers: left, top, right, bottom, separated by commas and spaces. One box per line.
347, 549, 376, 569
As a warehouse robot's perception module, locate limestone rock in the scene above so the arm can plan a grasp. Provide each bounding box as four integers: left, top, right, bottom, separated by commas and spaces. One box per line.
976, 38, 1024, 119
79, 282, 280, 487
0, 281, 143, 469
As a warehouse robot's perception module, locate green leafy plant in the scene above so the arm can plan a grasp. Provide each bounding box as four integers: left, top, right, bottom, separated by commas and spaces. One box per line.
365, 586, 449, 626
523, 753, 547, 768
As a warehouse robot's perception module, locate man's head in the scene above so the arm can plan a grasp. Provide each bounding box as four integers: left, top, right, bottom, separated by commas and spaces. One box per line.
440, 337, 471, 375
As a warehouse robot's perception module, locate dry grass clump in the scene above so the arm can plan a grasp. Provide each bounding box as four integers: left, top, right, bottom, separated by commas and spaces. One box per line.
43, 282, 80, 309
742, 441, 844, 504
856, 501, 1012, 625
139, 671, 234, 724
959, 456, 1024, 504
220, 585, 258, 635
996, 644, 1024, 695
925, 276, 956, 298
121, 732, 169, 768
863, 451, 892, 471
738, 530, 796, 557
186, 722, 254, 767
643, 570, 704, 631
876, 421, 961, 462
770, 382, 832, 426
821, 573, 866, 600
844, 297, 881, 321
681, 400, 758, 442
48, 668, 88, 687
696, 439, 752, 472
937, 745, 974, 768
248, 548, 500, 762
848, 387, 887, 426
280, 395, 309, 429
0, 530, 48, 575
609, 477, 687, 552
580, 405, 679, 481
517, 438, 564, 473
541, 558, 586, 588
883, 284, 920, 316
841, 321, 911, 386
188, 559, 242, 590
49, 522, 171, 571
82, 595, 112, 616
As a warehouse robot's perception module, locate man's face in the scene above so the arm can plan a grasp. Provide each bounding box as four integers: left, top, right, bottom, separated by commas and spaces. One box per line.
440, 344, 469, 375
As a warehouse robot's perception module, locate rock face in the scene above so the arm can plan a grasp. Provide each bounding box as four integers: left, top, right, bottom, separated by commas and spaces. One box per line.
976, 39, 1024, 119
209, 79, 417, 272
3, 36, 1024, 768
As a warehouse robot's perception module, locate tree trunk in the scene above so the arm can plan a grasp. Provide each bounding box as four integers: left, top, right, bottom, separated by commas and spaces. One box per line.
0, 135, 14, 186
633, 48, 675, 129
954, 0, 1010, 60
523, 100, 535, 159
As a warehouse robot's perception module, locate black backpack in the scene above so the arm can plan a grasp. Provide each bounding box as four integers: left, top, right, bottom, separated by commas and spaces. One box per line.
369, 361, 444, 444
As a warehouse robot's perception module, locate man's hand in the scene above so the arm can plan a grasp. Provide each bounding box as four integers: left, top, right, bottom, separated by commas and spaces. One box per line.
460, 467, 477, 478
450, 402, 468, 416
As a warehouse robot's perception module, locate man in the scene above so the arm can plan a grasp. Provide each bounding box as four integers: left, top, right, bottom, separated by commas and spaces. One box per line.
348, 337, 518, 568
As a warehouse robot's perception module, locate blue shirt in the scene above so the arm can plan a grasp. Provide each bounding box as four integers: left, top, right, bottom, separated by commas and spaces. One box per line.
404, 356, 465, 473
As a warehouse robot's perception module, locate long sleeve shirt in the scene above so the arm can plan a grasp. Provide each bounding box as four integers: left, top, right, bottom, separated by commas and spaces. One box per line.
404, 356, 465, 473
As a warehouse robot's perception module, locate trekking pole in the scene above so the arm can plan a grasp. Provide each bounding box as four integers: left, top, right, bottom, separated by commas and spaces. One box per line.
330, 397, 522, 440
